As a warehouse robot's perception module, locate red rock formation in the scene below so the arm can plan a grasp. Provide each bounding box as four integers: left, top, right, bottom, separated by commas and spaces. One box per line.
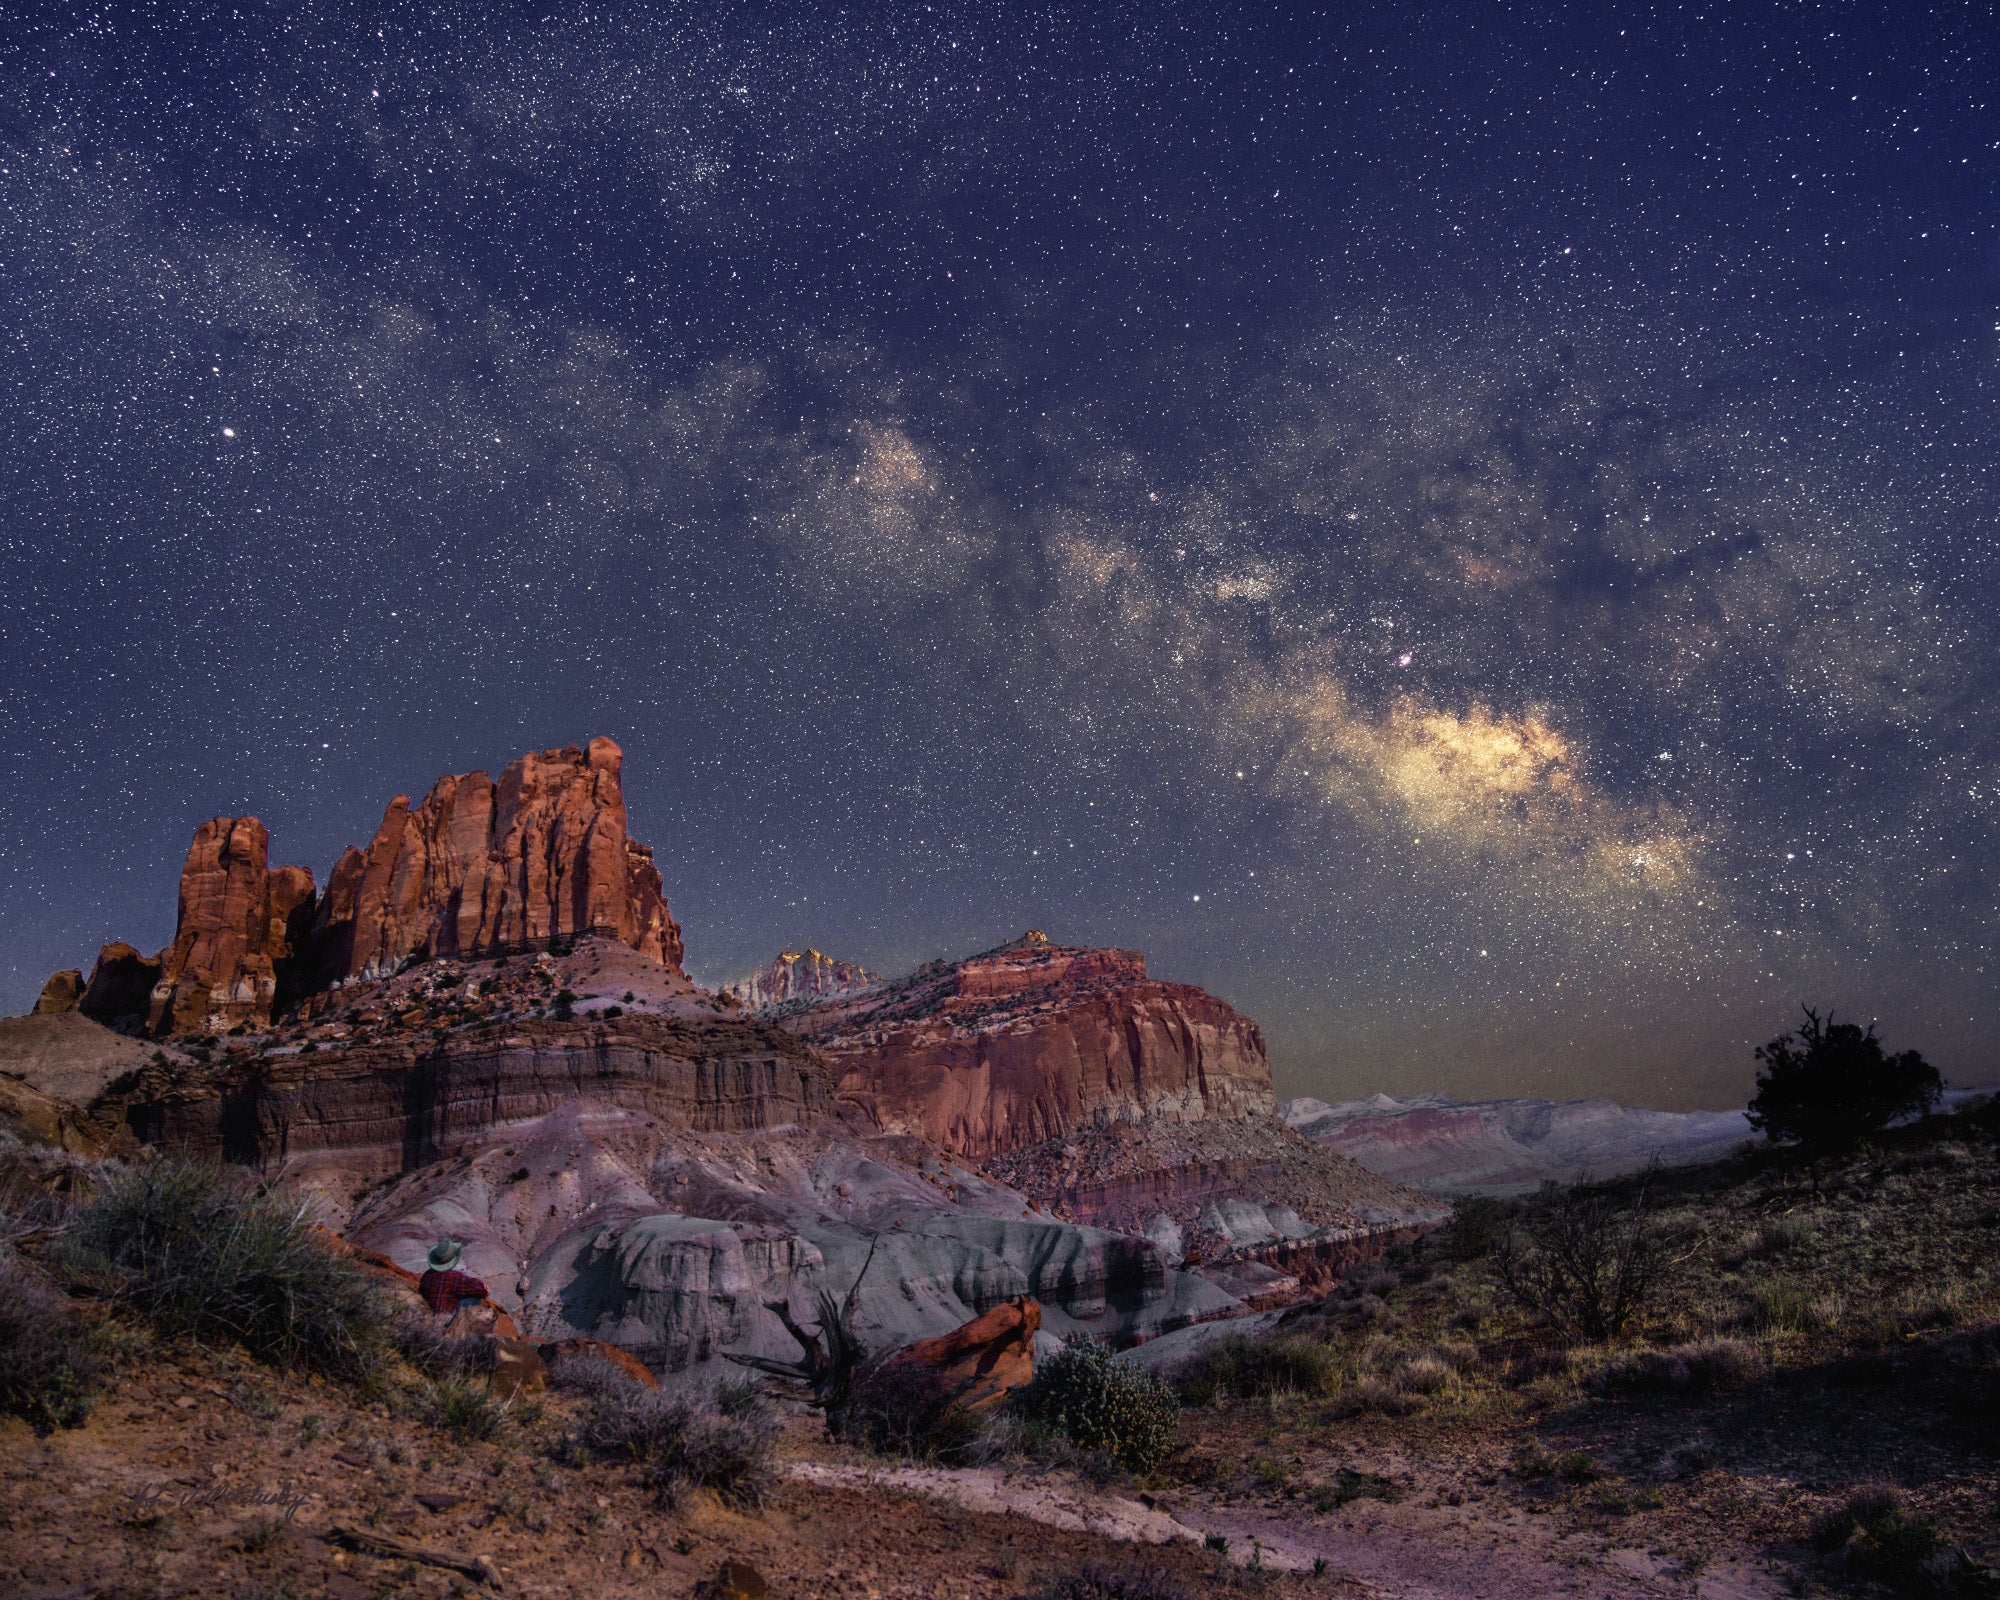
313, 737, 681, 983
724, 948, 880, 1011
146, 818, 318, 1036
789, 933, 1276, 1158
33, 971, 84, 1014
79, 942, 164, 1030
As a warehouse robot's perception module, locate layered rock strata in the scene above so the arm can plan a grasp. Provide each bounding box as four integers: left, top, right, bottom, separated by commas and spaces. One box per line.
785, 933, 1275, 1158
107, 1014, 831, 1171
724, 948, 880, 1012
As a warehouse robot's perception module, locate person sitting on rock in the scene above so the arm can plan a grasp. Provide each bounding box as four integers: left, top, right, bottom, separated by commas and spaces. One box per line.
419, 1239, 489, 1315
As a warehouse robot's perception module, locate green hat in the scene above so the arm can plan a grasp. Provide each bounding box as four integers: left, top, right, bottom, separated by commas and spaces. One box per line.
427, 1239, 464, 1270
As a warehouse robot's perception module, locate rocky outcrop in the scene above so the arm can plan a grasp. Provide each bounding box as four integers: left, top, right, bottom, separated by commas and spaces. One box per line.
64, 821, 318, 1038
787, 934, 1275, 1158
724, 949, 880, 1012
79, 942, 163, 1030
146, 817, 318, 1036
33, 971, 84, 1015
313, 737, 680, 985
38, 737, 683, 1037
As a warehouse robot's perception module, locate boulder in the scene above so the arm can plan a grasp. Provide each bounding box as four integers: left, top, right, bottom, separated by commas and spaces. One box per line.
892, 1295, 1040, 1412
487, 1335, 551, 1401
33, 971, 84, 1015
0, 1072, 130, 1158
312, 737, 682, 983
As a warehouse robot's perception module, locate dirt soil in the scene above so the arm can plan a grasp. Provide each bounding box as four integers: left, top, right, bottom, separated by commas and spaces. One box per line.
0, 1336, 1876, 1600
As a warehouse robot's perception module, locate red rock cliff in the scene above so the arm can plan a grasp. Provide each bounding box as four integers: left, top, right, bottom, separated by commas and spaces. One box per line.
312, 737, 682, 983
789, 932, 1275, 1157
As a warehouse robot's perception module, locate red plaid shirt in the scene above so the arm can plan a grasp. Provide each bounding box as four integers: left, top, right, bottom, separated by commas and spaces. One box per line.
419, 1267, 490, 1314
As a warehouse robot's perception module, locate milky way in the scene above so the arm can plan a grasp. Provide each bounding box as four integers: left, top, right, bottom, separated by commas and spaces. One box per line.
1, 5, 1993, 1107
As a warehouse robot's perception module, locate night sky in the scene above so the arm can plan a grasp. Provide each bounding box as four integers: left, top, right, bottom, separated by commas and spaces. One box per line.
2, 4, 1994, 1109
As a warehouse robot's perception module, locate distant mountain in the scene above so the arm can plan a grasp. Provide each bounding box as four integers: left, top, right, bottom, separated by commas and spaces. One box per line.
722, 947, 881, 1012
1282, 1087, 1997, 1195
1280, 1092, 1753, 1194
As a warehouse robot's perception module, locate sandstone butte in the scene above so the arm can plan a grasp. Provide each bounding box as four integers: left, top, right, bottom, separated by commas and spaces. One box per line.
722, 947, 880, 1011
769, 931, 1277, 1159
46, 737, 683, 1039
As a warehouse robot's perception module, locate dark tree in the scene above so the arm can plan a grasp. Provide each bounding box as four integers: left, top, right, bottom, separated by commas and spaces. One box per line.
1747, 1006, 1940, 1151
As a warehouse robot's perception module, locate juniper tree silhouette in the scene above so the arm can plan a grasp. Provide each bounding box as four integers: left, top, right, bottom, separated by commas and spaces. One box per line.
1748, 1006, 1940, 1152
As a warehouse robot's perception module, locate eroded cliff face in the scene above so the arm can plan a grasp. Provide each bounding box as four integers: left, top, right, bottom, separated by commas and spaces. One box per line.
313, 737, 681, 984
723, 948, 880, 1012
786, 933, 1276, 1158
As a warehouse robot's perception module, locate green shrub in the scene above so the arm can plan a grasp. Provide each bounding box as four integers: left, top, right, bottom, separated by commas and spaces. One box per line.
416, 1375, 506, 1443
1174, 1333, 1338, 1403
1808, 1483, 1975, 1593
1019, 1341, 1179, 1475
56, 1160, 388, 1381
0, 1256, 111, 1430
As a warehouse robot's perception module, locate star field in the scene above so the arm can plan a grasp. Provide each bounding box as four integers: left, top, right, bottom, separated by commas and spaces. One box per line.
1, 3, 1994, 1108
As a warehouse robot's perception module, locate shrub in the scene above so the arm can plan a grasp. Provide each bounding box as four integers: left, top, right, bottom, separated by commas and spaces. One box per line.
1312, 1467, 1401, 1510
1438, 1195, 1510, 1262
56, 1161, 389, 1381
1389, 1354, 1454, 1395
1749, 1007, 1940, 1151
1174, 1333, 1338, 1403
392, 1312, 488, 1381
1033, 1563, 1193, 1600
840, 1357, 983, 1462
1593, 1338, 1765, 1395
1493, 1168, 1679, 1342
1512, 1440, 1603, 1482
1807, 1482, 1977, 1593
1324, 1375, 1413, 1418
1019, 1341, 1180, 1475
416, 1375, 506, 1443
575, 1381, 775, 1509
0, 1255, 110, 1430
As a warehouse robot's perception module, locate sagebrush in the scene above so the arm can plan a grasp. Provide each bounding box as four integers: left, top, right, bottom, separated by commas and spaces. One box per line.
56, 1159, 388, 1380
